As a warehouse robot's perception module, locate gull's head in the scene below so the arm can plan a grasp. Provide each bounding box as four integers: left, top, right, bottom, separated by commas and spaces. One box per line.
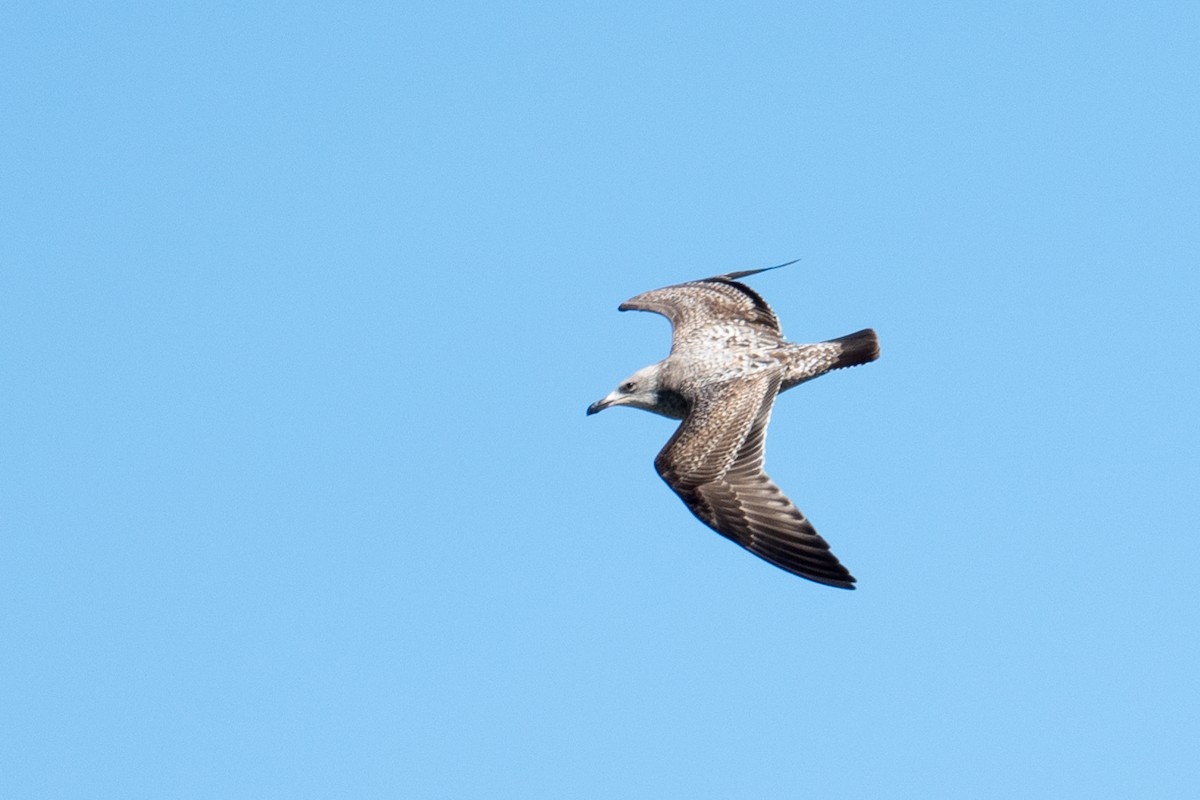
587, 363, 685, 419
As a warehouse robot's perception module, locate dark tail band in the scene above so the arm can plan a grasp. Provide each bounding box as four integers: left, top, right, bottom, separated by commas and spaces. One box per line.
827, 328, 880, 370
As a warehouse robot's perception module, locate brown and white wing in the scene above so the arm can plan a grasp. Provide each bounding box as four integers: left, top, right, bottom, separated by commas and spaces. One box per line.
655, 371, 857, 589
619, 268, 782, 351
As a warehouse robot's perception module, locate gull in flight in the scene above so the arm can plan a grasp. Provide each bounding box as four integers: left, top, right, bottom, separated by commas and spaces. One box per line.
587, 264, 878, 588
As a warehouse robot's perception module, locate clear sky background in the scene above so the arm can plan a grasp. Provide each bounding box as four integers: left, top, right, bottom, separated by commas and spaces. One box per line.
3, 3, 1198, 798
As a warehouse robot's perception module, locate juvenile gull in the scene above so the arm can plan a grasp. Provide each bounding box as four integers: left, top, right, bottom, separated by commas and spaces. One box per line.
587, 264, 879, 589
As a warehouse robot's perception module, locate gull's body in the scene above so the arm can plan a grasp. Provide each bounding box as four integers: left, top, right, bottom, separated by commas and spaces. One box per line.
587, 265, 879, 589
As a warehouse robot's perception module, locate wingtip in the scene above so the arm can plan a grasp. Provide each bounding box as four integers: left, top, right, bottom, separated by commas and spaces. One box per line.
718, 258, 800, 282
796, 570, 857, 590
800, 572, 857, 590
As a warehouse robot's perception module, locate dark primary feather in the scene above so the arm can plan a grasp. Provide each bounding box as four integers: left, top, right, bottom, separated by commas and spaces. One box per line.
718, 257, 799, 281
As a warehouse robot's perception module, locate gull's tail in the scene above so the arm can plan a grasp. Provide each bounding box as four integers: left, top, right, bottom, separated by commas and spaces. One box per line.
778, 329, 880, 392
826, 328, 880, 371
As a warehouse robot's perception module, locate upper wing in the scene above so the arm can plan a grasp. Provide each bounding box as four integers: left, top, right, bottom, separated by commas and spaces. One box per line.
654, 371, 774, 490
655, 371, 857, 589
619, 268, 783, 350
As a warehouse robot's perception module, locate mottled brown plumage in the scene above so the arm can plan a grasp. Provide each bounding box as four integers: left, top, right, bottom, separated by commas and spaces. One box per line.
587, 265, 879, 589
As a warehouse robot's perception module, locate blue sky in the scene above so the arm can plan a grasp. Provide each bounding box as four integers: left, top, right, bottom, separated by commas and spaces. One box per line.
3, 2, 1198, 798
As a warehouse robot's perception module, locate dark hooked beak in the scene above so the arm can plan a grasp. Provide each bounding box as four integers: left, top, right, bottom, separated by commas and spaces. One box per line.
586, 397, 612, 416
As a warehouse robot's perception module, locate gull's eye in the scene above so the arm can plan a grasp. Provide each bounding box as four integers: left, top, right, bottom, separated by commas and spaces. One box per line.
619, 381, 636, 393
